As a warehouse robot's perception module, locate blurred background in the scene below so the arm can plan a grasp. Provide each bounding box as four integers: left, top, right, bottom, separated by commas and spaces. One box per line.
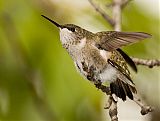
0, 0, 159, 121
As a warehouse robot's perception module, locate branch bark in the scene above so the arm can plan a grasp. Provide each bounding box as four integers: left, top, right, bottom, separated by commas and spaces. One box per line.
121, 0, 133, 9
132, 58, 160, 68
88, 0, 115, 27
113, 0, 122, 31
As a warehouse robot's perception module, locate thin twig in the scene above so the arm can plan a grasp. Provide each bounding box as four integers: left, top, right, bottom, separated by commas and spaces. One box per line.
121, 0, 133, 9
88, 0, 115, 27
109, 100, 118, 121
132, 58, 160, 68
105, 0, 132, 9
113, 0, 122, 31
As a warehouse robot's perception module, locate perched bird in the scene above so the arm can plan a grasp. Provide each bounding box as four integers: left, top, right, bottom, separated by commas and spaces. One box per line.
42, 15, 151, 101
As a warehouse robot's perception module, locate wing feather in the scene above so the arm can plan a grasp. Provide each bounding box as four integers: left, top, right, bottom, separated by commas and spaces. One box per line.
117, 49, 137, 72
95, 31, 151, 51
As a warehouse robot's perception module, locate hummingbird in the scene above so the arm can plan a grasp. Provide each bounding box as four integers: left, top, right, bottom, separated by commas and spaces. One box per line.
42, 15, 151, 101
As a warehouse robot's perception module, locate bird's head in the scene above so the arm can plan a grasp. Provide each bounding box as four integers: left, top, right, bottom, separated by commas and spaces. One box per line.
41, 15, 88, 44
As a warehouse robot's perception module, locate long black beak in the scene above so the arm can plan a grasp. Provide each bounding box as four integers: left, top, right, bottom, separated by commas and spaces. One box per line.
41, 15, 62, 28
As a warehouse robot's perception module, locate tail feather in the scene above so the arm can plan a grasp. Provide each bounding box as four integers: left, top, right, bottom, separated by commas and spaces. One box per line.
123, 82, 133, 100
110, 79, 136, 101
110, 80, 126, 100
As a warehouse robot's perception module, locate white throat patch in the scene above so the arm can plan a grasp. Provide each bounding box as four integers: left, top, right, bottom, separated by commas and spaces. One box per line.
60, 28, 73, 44
78, 38, 86, 49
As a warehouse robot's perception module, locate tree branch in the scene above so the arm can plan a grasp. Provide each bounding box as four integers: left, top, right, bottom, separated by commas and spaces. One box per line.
113, 0, 122, 31
121, 0, 133, 9
105, 0, 133, 11
88, 0, 115, 27
132, 58, 160, 68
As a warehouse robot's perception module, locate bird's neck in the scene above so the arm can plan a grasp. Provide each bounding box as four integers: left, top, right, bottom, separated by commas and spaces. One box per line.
62, 38, 87, 61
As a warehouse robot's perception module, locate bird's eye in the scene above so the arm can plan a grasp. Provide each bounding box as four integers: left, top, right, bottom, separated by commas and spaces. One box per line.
68, 27, 75, 32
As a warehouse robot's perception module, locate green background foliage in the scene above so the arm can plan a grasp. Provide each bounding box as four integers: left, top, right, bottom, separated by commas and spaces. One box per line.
0, 0, 159, 121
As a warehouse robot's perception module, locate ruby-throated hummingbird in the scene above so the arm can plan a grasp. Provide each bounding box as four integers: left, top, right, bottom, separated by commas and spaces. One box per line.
42, 15, 151, 101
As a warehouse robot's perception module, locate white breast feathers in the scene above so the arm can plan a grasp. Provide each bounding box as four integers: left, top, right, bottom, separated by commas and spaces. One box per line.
99, 64, 117, 83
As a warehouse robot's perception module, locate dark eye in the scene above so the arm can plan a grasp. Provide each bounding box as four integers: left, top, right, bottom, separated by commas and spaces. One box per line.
68, 27, 75, 32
